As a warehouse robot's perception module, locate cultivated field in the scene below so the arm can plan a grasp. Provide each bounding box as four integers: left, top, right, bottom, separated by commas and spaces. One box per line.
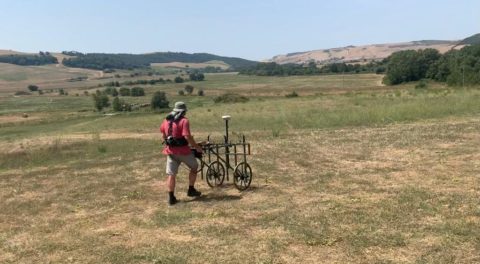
151, 60, 230, 70
1, 73, 479, 263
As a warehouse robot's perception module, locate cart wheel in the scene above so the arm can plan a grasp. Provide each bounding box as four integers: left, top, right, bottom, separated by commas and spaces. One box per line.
206, 161, 225, 187
233, 162, 252, 191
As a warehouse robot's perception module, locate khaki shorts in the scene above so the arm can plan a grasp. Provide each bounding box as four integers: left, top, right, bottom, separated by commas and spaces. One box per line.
166, 153, 198, 176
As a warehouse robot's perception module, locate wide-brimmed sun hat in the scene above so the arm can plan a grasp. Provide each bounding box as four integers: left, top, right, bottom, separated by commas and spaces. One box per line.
173, 101, 187, 112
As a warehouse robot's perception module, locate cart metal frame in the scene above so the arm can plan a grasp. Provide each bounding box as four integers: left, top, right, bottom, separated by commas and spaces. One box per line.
197, 115, 253, 190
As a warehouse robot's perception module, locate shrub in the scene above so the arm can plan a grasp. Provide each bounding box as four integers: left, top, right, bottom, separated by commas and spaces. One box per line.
151, 91, 169, 110
104, 86, 115, 95
174, 76, 184, 83
213, 93, 249, 104
184, 85, 194, 95
178, 90, 185, 96
92, 94, 110, 111
97, 145, 107, 153
285, 91, 299, 98
131, 87, 145, 96
14, 91, 32, 96
119, 87, 130, 96
198, 89, 204, 96
415, 80, 428, 89
189, 72, 205, 81
27, 85, 39, 92
112, 97, 122, 111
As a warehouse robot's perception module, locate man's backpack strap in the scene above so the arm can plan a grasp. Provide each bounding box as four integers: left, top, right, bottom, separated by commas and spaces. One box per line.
165, 117, 188, 147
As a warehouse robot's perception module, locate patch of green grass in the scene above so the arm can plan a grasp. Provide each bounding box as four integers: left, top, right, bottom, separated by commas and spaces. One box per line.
152, 209, 204, 228
0, 138, 159, 170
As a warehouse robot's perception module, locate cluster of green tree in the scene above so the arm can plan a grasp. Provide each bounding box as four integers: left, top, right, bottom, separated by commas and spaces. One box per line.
383, 49, 441, 85
130, 87, 145, 96
0, 52, 57, 66
94, 89, 169, 112
202, 66, 225, 73
100, 81, 121, 87
62, 52, 257, 71
128, 71, 163, 77
92, 91, 110, 111
122, 78, 169, 86
61, 51, 84, 56
239, 62, 317, 76
151, 91, 169, 110
27, 85, 39, 92
177, 84, 204, 96
189, 72, 205, 81
63, 53, 145, 70
239, 61, 386, 76
98, 77, 188, 88
383, 45, 480, 86
320, 61, 386, 74
103, 87, 145, 97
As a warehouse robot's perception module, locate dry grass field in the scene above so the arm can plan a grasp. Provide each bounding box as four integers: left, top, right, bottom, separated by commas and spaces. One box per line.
1, 72, 479, 263
151, 61, 230, 70
0, 63, 102, 92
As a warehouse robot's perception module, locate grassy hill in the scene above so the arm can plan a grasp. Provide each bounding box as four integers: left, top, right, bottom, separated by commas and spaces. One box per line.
459, 33, 480, 45
0, 62, 102, 92
270, 41, 459, 65
269, 33, 480, 65
62, 52, 257, 71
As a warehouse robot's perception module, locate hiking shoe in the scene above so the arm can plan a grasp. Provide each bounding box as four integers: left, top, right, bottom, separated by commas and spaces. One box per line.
168, 196, 178, 205
187, 188, 201, 197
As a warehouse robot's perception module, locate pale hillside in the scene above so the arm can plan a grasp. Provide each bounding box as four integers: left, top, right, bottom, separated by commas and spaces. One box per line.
270, 40, 460, 65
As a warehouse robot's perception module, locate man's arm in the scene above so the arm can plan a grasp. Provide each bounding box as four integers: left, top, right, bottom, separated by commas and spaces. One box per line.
186, 135, 202, 152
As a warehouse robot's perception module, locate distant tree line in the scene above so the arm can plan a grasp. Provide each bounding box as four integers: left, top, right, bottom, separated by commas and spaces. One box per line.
202, 66, 225, 73
238, 61, 386, 76
98, 79, 167, 88
61, 51, 257, 71
383, 45, 480, 86
63, 53, 146, 70
92, 88, 169, 112
0, 52, 57, 66
97, 75, 203, 88
102, 86, 145, 97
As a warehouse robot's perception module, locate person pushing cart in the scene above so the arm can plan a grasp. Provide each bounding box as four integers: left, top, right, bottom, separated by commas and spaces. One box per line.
160, 101, 203, 205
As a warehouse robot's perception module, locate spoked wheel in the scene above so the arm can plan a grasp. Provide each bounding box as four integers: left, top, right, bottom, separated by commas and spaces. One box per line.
233, 162, 252, 191
206, 161, 225, 187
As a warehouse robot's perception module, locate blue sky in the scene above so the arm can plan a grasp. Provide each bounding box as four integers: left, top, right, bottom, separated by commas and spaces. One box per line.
0, 0, 478, 60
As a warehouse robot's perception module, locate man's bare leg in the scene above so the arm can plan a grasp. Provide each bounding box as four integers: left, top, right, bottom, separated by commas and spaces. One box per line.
167, 175, 177, 205
188, 169, 196, 186
187, 169, 201, 197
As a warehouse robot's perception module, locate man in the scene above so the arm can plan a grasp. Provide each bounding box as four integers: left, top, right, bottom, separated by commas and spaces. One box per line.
160, 101, 203, 205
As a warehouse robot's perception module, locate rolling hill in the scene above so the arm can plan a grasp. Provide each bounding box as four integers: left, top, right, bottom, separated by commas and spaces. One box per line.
458, 33, 480, 45
269, 33, 479, 65
61, 52, 257, 71
270, 40, 459, 65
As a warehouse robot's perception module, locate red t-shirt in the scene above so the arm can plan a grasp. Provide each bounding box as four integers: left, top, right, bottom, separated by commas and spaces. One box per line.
160, 117, 192, 155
